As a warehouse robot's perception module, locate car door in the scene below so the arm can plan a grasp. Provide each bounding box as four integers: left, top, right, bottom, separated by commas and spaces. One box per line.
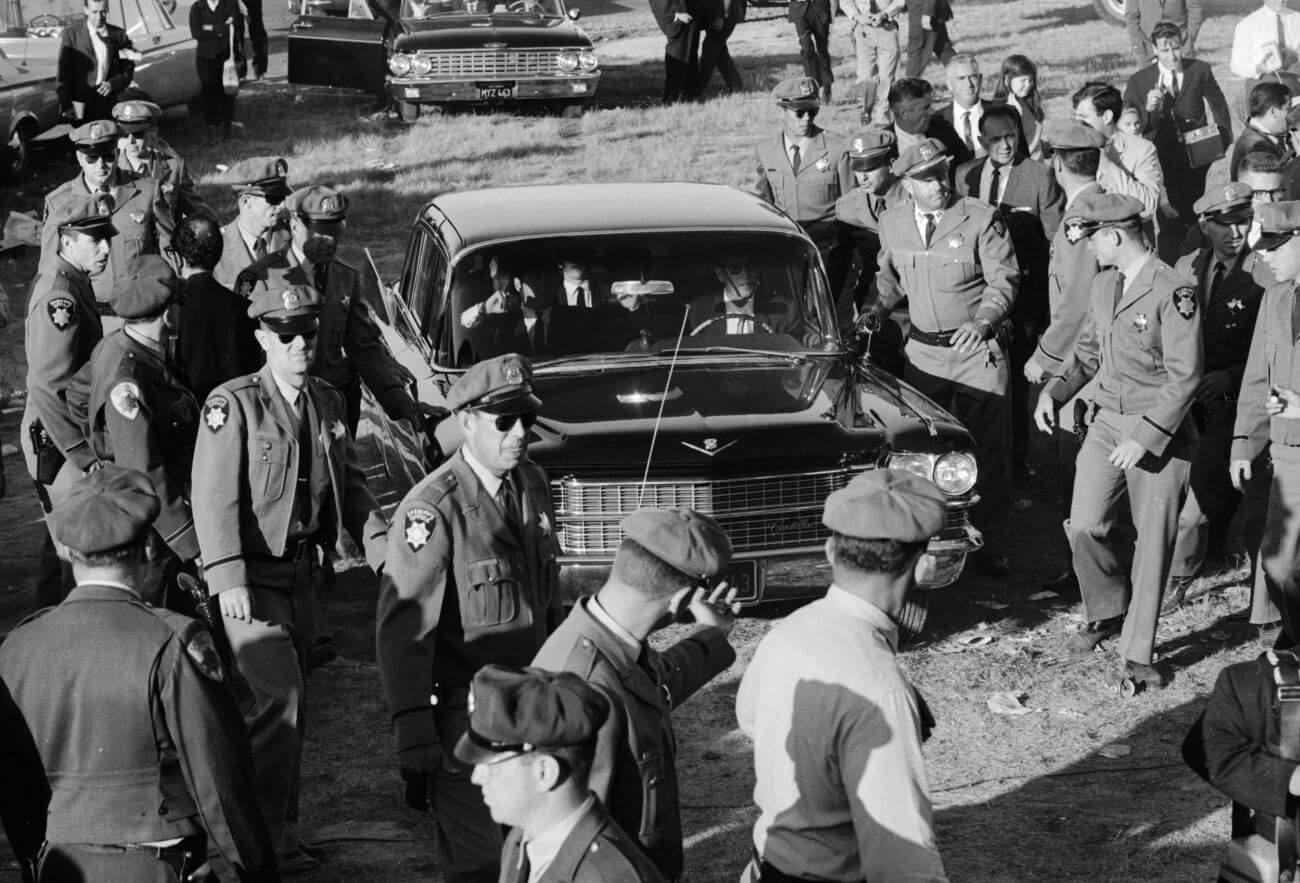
287, 12, 386, 93
119, 0, 197, 107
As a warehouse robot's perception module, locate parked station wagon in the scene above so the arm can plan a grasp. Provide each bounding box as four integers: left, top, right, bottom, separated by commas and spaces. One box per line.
373, 183, 982, 625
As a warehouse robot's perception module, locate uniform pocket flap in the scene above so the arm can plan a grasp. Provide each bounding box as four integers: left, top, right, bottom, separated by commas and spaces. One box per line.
468, 557, 520, 586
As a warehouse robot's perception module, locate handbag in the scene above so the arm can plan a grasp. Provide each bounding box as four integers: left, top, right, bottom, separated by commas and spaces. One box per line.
222, 25, 240, 95
1180, 122, 1225, 169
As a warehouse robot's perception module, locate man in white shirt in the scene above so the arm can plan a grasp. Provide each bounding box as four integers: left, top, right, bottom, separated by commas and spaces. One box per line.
1231, 0, 1300, 79
1072, 81, 1164, 240
937, 54, 992, 159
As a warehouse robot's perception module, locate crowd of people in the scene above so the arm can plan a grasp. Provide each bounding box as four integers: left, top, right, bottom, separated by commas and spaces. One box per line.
14, 0, 1300, 880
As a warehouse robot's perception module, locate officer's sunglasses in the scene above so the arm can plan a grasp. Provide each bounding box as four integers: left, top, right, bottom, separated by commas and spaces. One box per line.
81, 152, 114, 165
789, 108, 817, 119
491, 411, 538, 432
276, 330, 318, 345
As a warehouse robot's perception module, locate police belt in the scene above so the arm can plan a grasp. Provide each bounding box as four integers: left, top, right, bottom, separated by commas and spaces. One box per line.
753, 849, 864, 883
65, 832, 207, 879
909, 327, 960, 348
252, 537, 319, 566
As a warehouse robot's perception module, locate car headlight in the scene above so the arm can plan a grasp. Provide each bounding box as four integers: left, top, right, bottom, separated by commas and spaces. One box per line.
389, 54, 413, 76
410, 53, 432, 75
578, 49, 598, 71
933, 452, 977, 495
557, 50, 579, 72
887, 452, 932, 482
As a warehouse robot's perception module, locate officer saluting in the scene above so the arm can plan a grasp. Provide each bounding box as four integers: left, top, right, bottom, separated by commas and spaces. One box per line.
377, 353, 562, 883
0, 466, 278, 881
1034, 193, 1203, 691
455, 665, 668, 883
213, 156, 292, 290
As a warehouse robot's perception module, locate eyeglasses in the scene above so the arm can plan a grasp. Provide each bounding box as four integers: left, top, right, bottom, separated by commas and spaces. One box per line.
790, 108, 816, 118
122, 131, 148, 140
1253, 188, 1287, 201
82, 153, 114, 165
276, 330, 318, 345
491, 411, 538, 432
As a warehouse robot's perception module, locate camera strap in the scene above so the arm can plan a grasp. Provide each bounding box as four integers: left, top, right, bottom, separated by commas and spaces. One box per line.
1267, 649, 1300, 879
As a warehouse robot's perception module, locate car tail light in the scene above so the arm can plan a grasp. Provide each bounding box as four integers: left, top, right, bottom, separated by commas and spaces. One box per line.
556, 50, 579, 72
389, 54, 413, 76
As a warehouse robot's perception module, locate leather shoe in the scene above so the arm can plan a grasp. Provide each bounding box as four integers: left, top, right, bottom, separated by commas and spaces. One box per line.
1124, 659, 1168, 690
972, 549, 1011, 577
1062, 616, 1122, 655
1159, 579, 1192, 615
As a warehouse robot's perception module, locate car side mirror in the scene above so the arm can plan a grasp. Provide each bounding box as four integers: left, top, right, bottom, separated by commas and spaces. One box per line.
567, 7, 580, 19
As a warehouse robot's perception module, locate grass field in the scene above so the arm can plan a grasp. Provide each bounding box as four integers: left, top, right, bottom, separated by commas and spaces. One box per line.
0, 0, 1286, 879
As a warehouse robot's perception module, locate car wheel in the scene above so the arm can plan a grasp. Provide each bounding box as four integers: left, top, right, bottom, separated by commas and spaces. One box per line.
897, 589, 929, 644
5, 121, 34, 179
1091, 0, 1124, 26
397, 100, 420, 123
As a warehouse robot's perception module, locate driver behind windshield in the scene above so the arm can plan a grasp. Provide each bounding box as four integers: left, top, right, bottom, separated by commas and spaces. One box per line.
686, 256, 795, 335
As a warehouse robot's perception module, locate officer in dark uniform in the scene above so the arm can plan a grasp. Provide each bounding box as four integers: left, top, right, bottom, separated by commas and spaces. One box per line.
213, 156, 292, 290
870, 136, 1020, 574
69, 255, 200, 565
21, 195, 116, 607
455, 665, 668, 883
1165, 183, 1274, 622
376, 353, 563, 883
192, 278, 386, 874
0, 465, 278, 882
39, 120, 170, 310
834, 129, 907, 372
532, 508, 740, 880
113, 99, 208, 225
1034, 193, 1203, 690
756, 77, 854, 296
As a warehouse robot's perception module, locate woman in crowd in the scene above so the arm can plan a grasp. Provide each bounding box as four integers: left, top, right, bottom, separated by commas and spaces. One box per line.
993, 54, 1045, 160
189, 0, 244, 143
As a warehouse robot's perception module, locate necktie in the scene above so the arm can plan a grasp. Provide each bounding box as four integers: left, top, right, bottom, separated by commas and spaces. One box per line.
313, 262, 328, 294
1111, 272, 1125, 312
498, 475, 521, 536
253, 235, 268, 259
872, 196, 885, 217
1292, 285, 1300, 340
1209, 261, 1226, 299
922, 213, 936, 246
514, 843, 531, 883
573, 285, 586, 308
1280, 13, 1289, 57
961, 111, 974, 151
791, 144, 801, 173
988, 165, 1002, 206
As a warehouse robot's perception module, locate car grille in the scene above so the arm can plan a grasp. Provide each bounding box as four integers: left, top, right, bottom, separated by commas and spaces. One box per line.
552, 467, 973, 555
414, 49, 562, 77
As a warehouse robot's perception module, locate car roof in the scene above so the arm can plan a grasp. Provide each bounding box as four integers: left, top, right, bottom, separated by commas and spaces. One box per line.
422, 182, 806, 251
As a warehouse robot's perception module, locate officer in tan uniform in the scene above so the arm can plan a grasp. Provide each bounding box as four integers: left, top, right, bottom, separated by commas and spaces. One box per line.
113, 99, 208, 225
0, 466, 278, 882
70, 255, 200, 565
456, 666, 668, 883
213, 156, 292, 290
376, 353, 562, 883
870, 136, 1020, 574
39, 120, 170, 310
755, 76, 854, 292
1034, 193, 1202, 691
531, 508, 740, 880
21, 195, 116, 606
1231, 201, 1300, 647
237, 184, 425, 434
192, 278, 386, 874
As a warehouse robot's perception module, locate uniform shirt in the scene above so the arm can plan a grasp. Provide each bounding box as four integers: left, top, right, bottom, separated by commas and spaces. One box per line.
1175, 250, 1268, 384
526, 796, 595, 881
754, 127, 854, 225
1034, 181, 1104, 371
1231, 4, 1300, 79
499, 794, 668, 883
737, 586, 947, 882
1233, 279, 1300, 461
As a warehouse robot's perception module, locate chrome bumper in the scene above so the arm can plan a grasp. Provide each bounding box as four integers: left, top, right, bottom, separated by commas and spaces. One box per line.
387, 73, 599, 103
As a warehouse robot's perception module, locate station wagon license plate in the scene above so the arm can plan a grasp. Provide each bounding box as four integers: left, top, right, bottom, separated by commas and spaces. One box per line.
479, 84, 515, 99
724, 560, 759, 603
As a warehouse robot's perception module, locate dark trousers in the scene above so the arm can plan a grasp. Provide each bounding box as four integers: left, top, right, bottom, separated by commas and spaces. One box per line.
792, 3, 833, 88
1157, 159, 1208, 263
662, 19, 700, 103
195, 56, 236, 128
904, 18, 954, 78
243, 0, 268, 77
1008, 317, 1038, 472
697, 21, 743, 94
424, 688, 503, 882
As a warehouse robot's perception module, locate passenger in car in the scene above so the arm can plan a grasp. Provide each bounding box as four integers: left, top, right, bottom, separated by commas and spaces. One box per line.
685, 257, 797, 335
533, 257, 610, 354
458, 253, 537, 359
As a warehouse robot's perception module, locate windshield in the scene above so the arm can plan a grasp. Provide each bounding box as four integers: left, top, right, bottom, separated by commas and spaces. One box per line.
402, 0, 563, 16
0, 0, 171, 37
433, 232, 839, 369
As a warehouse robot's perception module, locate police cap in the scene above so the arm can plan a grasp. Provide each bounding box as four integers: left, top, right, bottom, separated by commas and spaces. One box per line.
822, 470, 946, 542
112, 255, 180, 319
285, 185, 348, 230
70, 119, 120, 155
112, 99, 162, 133
1254, 201, 1300, 251
890, 138, 949, 179
453, 665, 609, 765
446, 353, 542, 413
848, 130, 896, 172
247, 270, 321, 334
1063, 192, 1145, 240
772, 76, 820, 110
1193, 181, 1254, 223
51, 464, 160, 555
1039, 119, 1108, 151
227, 156, 290, 200
52, 193, 118, 239
620, 507, 733, 580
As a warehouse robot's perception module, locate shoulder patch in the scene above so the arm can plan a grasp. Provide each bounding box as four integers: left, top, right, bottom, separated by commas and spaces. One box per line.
204, 395, 229, 432
110, 380, 142, 419
47, 296, 76, 330
235, 270, 257, 300
1173, 286, 1198, 319
185, 629, 225, 682
404, 507, 436, 553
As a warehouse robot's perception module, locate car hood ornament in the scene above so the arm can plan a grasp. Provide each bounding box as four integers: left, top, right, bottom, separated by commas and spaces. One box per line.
681, 438, 737, 457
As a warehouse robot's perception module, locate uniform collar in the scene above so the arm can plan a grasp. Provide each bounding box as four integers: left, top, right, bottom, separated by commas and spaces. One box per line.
523, 795, 595, 880
587, 595, 641, 651
462, 443, 505, 498
1121, 250, 1154, 290
271, 370, 305, 407
824, 585, 899, 651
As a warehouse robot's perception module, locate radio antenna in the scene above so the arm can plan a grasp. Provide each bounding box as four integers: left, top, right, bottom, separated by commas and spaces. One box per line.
637, 307, 691, 507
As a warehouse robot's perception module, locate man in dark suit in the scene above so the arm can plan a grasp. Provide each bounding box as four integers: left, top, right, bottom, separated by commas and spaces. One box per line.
886, 77, 972, 182
937, 54, 996, 159
787, 0, 834, 102
956, 104, 1064, 477
685, 257, 798, 335
1231, 80, 1292, 180
534, 257, 612, 355
904, 0, 953, 78
1124, 20, 1233, 260
56, 0, 135, 123
649, 0, 699, 103
1127, 0, 1203, 66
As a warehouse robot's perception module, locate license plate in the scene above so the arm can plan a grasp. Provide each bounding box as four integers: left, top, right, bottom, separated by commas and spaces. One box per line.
479, 85, 515, 99
723, 560, 759, 602
403, 87, 420, 98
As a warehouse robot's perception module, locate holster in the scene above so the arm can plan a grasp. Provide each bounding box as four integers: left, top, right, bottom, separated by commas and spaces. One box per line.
29, 419, 65, 486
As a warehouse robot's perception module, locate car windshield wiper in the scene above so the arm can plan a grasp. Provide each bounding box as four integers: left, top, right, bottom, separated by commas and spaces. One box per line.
533, 352, 655, 370
667, 346, 809, 362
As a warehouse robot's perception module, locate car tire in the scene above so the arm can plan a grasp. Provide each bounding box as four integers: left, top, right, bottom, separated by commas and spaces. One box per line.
397, 100, 420, 123
1091, 0, 1124, 26
5, 121, 34, 179
897, 589, 929, 644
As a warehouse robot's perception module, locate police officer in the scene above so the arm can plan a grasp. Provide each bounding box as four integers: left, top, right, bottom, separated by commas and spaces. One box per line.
238, 184, 426, 434
1231, 201, 1300, 648
376, 353, 562, 883
192, 278, 386, 874
213, 156, 292, 289
1165, 183, 1274, 623
834, 130, 906, 372
738, 471, 948, 883
0, 465, 278, 882
113, 98, 208, 225
531, 508, 740, 879
21, 195, 115, 606
870, 136, 1020, 574
1033, 193, 1203, 691
455, 665, 668, 883
71, 255, 201, 565
39, 120, 170, 310
755, 77, 853, 293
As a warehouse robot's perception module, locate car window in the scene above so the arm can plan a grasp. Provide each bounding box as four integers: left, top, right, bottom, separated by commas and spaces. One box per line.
435, 231, 838, 369
401, 0, 563, 17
